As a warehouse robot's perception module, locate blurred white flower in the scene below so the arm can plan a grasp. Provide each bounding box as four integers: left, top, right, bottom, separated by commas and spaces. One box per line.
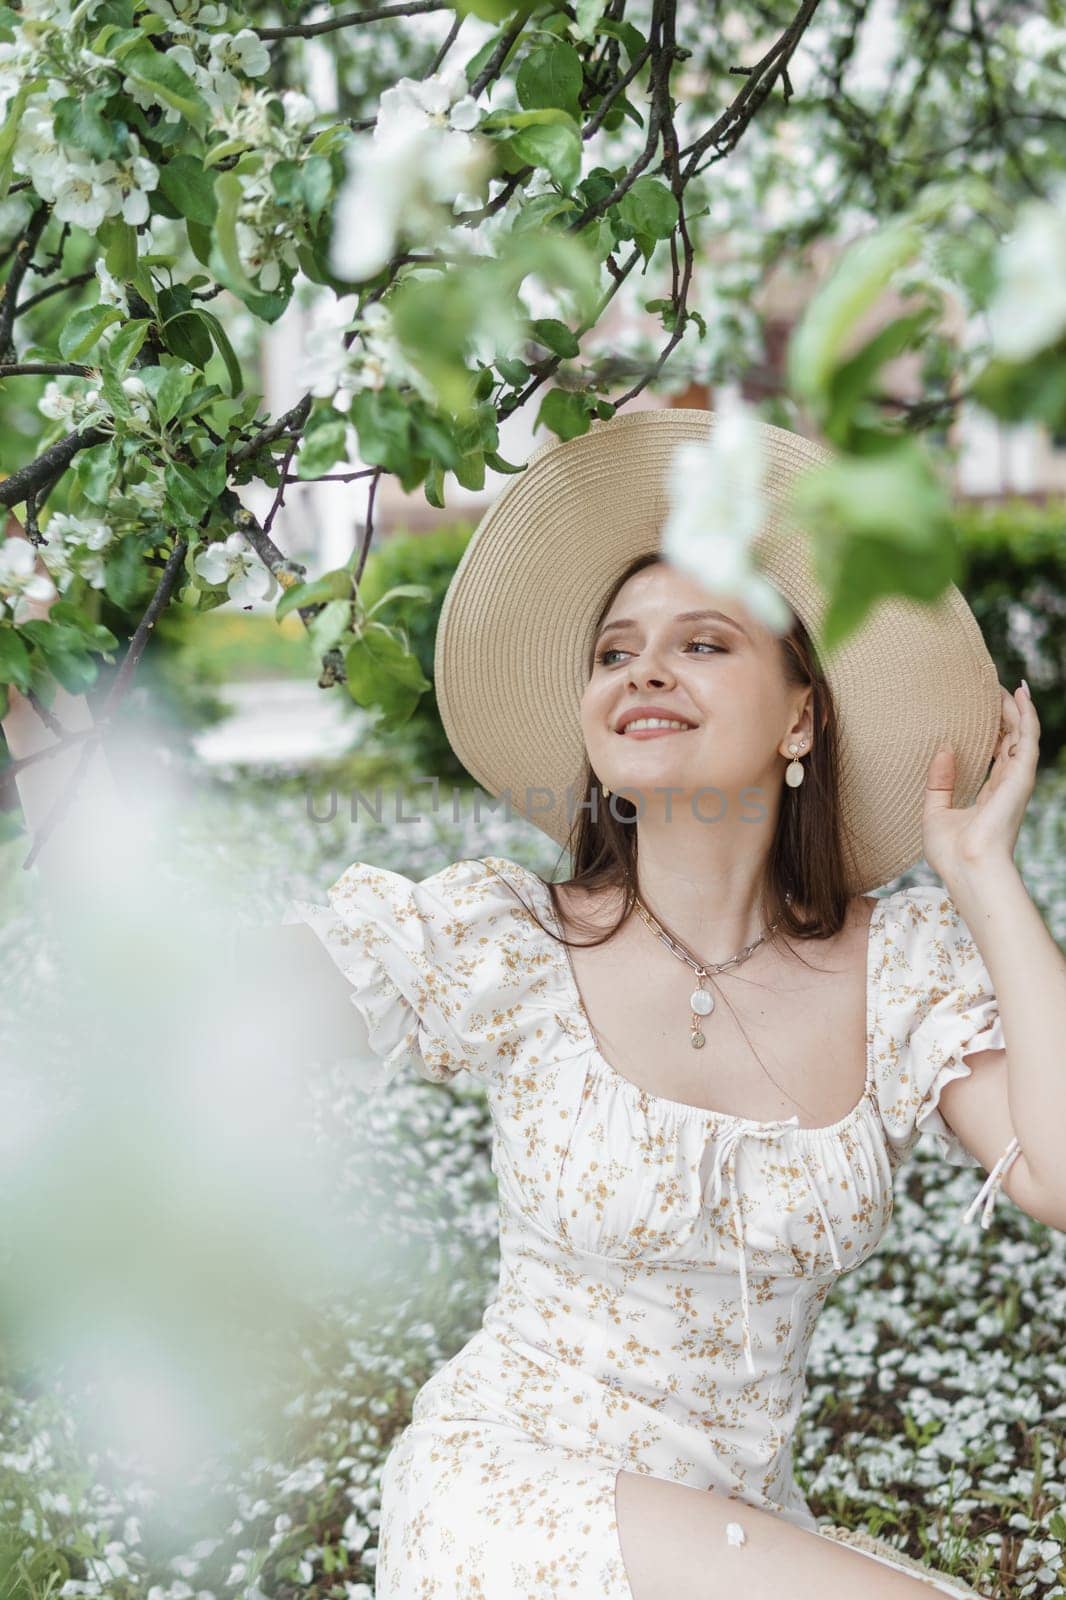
0, 535, 58, 622
194, 532, 278, 607
329, 70, 489, 282
985, 186, 1066, 363
299, 296, 435, 409
660, 391, 792, 634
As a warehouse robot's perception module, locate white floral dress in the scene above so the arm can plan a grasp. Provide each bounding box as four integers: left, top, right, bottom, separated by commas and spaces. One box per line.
287, 854, 1020, 1600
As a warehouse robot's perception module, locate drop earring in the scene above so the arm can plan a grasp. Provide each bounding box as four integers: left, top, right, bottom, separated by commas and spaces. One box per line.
602, 785, 611, 799
784, 737, 808, 788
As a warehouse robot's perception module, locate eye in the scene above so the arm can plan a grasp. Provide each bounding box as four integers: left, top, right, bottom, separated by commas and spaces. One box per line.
594, 638, 725, 666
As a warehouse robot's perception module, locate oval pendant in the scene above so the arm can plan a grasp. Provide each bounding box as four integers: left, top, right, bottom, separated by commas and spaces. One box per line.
690, 987, 713, 1015
691, 1030, 705, 1049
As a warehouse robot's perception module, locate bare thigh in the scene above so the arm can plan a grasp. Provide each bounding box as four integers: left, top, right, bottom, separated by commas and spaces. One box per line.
614, 1469, 964, 1600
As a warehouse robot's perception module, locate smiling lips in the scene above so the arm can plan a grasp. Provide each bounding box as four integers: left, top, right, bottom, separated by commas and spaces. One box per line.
618, 723, 697, 740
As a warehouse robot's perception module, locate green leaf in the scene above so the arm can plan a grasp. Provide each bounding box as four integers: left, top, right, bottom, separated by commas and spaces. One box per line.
343, 621, 431, 727
307, 596, 353, 656
54, 92, 127, 160
72, 442, 118, 506
825, 307, 938, 447
98, 217, 138, 280
509, 121, 582, 192
485, 448, 526, 473
788, 440, 959, 654
161, 310, 214, 368
453, 449, 485, 491
530, 317, 580, 357
295, 416, 348, 478
497, 355, 531, 386
424, 460, 445, 508
412, 411, 461, 468
451, 0, 522, 22
158, 154, 218, 226
275, 568, 353, 622
44, 649, 99, 695
155, 363, 196, 428
101, 536, 149, 608
787, 219, 921, 409
365, 582, 433, 617
165, 458, 213, 520
536, 387, 590, 441
210, 171, 259, 298
101, 317, 150, 377
516, 41, 583, 117
58, 305, 124, 361
0, 627, 32, 692
350, 388, 412, 472
48, 602, 118, 652
573, 0, 607, 40
301, 155, 332, 226
121, 43, 209, 134
197, 309, 243, 396
617, 175, 678, 241
971, 345, 1066, 431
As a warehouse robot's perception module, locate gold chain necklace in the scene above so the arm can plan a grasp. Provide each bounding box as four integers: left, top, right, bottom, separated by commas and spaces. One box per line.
633, 892, 793, 1049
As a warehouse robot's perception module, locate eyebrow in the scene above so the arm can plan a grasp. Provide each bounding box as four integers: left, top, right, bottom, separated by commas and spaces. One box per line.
595, 608, 750, 642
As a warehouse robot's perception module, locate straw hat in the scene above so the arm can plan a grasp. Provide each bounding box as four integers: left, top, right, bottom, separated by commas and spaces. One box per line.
433, 408, 1002, 895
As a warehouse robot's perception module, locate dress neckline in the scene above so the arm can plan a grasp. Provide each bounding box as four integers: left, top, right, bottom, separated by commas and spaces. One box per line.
500, 858, 890, 1138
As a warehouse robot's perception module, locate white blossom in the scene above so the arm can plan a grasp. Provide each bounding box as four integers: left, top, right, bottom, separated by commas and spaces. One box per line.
660, 390, 792, 635
985, 185, 1066, 363
329, 71, 490, 282
40, 512, 116, 593
299, 297, 435, 410
95, 258, 129, 314
193, 532, 278, 607
38, 379, 111, 430
208, 28, 270, 79
0, 535, 58, 623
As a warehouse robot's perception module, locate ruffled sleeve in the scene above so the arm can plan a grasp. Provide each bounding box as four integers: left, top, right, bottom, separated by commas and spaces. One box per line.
282, 855, 502, 1092
873, 885, 1022, 1226
281, 851, 563, 1100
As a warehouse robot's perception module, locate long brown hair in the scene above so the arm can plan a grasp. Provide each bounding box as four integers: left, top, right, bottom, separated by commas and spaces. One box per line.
456, 552, 866, 1113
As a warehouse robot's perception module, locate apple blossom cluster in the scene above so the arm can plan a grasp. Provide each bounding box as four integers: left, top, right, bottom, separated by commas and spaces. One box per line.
38, 513, 120, 595
329, 68, 492, 283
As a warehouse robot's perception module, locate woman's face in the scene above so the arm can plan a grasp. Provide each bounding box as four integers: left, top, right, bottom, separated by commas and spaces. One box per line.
581, 561, 809, 807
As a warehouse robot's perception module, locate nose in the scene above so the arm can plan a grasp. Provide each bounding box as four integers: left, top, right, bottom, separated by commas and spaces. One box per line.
627, 649, 675, 691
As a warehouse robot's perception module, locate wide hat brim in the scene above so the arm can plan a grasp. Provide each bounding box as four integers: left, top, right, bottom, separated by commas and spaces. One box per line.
433, 408, 1001, 894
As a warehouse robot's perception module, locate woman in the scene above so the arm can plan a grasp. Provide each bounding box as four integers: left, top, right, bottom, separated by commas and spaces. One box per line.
4, 409, 1062, 1599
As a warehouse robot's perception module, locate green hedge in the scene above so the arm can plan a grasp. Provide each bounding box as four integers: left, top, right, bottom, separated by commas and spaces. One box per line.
356, 520, 476, 784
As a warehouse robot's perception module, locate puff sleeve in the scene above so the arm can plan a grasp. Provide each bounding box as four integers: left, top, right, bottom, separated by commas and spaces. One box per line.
874, 885, 1022, 1227
282, 858, 487, 1091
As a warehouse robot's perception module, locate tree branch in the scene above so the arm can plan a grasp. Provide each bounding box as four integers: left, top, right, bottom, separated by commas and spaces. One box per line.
0, 203, 51, 360
254, 0, 448, 40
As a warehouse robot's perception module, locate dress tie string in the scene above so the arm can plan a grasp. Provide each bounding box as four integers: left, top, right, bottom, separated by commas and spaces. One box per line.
961, 1134, 1023, 1229
705, 1117, 843, 1380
